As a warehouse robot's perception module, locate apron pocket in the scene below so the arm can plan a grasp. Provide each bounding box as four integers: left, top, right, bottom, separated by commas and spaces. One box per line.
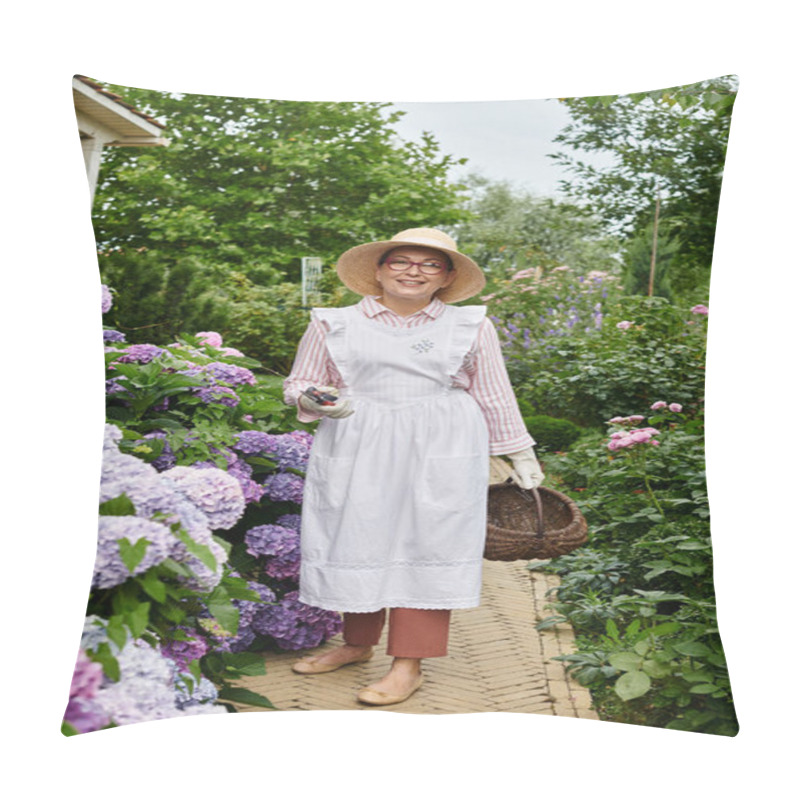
306, 455, 356, 510
420, 454, 485, 511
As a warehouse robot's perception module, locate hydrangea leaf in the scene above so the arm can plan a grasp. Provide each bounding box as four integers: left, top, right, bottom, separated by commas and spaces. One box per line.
206, 585, 240, 635
89, 642, 120, 682
172, 527, 218, 571
106, 615, 128, 650
188, 658, 203, 684
136, 571, 167, 603
221, 651, 267, 676
217, 687, 275, 710
124, 602, 151, 638
118, 536, 149, 573
99, 494, 136, 516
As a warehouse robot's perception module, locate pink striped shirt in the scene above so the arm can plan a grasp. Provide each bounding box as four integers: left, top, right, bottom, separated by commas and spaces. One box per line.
283, 295, 534, 455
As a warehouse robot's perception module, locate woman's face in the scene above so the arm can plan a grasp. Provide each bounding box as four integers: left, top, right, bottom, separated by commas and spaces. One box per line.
375, 246, 457, 304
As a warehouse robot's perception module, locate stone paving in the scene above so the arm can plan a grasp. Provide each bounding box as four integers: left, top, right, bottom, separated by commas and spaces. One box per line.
232, 559, 598, 718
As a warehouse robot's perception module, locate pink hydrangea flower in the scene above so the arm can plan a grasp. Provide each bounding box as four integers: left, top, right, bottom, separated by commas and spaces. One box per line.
630, 430, 652, 443
650, 401, 667, 410
669, 403, 683, 413
511, 268, 537, 281
691, 305, 709, 315
616, 321, 633, 330
628, 415, 645, 422
480, 293, 497, 302
608, 416, 627, 424
221, 347, 245, 357
196, 331, 223, 348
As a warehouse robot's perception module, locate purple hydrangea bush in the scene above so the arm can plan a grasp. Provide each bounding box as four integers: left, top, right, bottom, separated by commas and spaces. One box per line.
97, 424, 243, 592
81, 286, 345, 730
64, 617, 225, 734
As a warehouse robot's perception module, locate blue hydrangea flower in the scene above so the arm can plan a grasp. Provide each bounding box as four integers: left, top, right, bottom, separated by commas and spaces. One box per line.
103, 329, 127, 343
261, 472, 305, 504
195, 385, 240, 407
202, 362, 257, 386
245, 524, 300, 580
93, 516, 174, 589
116, 344, 166, 364
233, 431, 276, 455
76, 617, 226, 731
251, 591, 342, 650
162, 466, 245, 531
276, 513, 301, 532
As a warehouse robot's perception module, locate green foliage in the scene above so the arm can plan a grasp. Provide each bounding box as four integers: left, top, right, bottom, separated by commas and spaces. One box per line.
505, 295, 708, 427
622, 221, 680, 300
519, 411, 583, 453
551, 76, 738, 303
90, 81, 470, 345
89, 327, 316, 716
534, 403, 738, 736
451, 176, 622, 281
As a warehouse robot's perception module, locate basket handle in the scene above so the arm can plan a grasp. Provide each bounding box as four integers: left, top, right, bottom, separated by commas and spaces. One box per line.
505, 479, 545, 538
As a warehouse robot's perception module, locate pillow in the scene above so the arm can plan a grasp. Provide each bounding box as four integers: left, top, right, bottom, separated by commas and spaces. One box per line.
65, 74, 738, 736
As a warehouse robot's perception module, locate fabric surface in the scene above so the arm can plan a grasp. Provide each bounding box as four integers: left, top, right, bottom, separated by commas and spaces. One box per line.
343, 608, 451, 658
297, 303, 490, 612
68, 74, 738, 736
283, 296, 535, 454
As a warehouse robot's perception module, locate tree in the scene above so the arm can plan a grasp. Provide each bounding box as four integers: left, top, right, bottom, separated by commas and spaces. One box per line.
91, 81, 470, 349
451, 175, 622, 281
549, 76, 737, 301
622, 222, 679, 300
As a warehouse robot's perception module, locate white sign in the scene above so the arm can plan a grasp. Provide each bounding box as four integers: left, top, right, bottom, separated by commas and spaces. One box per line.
301, 257, 323, 306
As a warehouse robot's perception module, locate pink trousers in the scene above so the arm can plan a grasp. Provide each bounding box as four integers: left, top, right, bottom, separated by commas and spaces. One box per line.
342, 608, 451, 658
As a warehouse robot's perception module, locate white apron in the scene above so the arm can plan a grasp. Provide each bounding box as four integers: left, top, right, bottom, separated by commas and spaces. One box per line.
298, 303, 490, 613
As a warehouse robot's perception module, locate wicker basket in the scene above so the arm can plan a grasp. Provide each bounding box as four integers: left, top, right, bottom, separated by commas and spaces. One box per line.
484, 481, 588, 561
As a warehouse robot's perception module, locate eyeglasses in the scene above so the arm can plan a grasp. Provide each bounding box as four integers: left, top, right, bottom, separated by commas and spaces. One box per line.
383, 257, 450, 275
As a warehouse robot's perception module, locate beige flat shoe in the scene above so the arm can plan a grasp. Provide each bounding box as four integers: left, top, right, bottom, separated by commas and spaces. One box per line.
357, 674, 424, 706
291, 648, 374, 675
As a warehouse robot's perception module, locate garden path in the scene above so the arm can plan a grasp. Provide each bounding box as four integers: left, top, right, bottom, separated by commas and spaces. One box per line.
232, 561, 598, 718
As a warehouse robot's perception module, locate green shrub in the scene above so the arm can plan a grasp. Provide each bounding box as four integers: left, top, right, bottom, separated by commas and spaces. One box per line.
524, 414, 583, 452
534, 403, 737, 736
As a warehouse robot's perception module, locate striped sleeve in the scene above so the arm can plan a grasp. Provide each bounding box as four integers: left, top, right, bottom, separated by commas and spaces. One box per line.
283, 316, 345, 422
465, 318, 535, 455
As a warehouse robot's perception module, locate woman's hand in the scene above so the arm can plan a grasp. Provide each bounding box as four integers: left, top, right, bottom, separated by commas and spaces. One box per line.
298, 386, 354, 418
507, 447, 544, 490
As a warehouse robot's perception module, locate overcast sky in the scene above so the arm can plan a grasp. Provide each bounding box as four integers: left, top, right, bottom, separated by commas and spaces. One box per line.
385, 98, 615, 198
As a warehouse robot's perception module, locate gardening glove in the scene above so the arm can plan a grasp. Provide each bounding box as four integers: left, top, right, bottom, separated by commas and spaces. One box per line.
298, 385, 354, 419
506, 447, 545, 490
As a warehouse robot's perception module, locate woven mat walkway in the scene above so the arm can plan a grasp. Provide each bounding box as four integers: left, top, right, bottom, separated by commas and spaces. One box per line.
232, 560, 598, 717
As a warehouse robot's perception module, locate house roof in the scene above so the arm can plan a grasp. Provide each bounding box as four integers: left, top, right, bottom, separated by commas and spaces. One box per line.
73, 75, 167, 140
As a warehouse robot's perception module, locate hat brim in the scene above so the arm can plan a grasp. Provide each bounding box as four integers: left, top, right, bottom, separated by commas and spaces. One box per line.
336, 239, 486, 304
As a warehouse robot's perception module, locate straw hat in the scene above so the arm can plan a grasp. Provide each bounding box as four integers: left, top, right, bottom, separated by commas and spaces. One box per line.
335, 228, 486, 304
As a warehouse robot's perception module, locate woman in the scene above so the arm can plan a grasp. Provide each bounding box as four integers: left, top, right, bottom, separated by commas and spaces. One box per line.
283, 228, 544, 706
